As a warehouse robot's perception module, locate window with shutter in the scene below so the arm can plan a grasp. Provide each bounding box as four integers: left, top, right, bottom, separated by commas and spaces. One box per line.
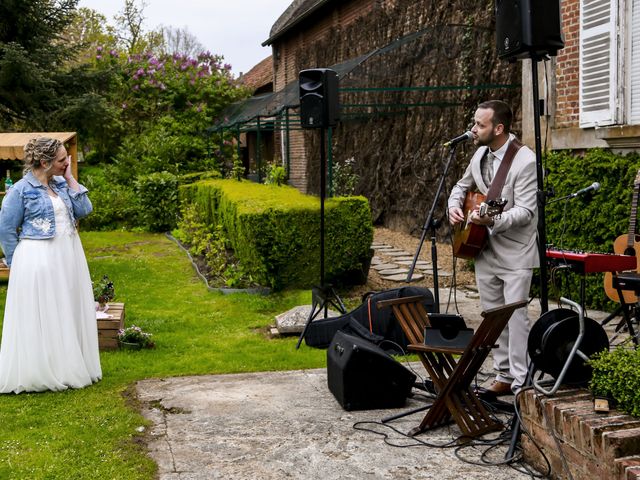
630, 0, 640, 124
579, 0, 618, 127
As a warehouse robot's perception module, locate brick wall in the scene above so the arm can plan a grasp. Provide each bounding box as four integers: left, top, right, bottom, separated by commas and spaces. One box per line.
520, 387, 640, 480
554, 0, 580, 129
272, 0, 378, 191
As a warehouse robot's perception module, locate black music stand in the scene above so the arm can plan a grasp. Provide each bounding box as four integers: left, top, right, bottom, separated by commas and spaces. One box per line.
406, 144, 462, 313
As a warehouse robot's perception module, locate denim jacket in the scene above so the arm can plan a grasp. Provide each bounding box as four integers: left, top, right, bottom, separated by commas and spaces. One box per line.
0, 171, 92, 266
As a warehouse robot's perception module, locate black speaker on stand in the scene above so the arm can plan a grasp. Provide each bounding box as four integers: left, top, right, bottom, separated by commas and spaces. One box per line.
496, 0, 564, 61
495, 0, 565, 460
327, 331, 417, 411
296, 68, 346, 349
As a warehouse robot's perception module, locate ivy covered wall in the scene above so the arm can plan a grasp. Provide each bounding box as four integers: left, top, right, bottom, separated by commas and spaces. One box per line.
271, 0, 521, 234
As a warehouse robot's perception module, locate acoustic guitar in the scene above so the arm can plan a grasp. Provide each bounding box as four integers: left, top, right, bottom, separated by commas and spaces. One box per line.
603, 169, 640, 303
452, 191, 507, 259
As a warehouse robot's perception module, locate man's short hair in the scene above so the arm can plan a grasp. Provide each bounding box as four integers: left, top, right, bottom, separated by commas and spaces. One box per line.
478, 100, 512, 133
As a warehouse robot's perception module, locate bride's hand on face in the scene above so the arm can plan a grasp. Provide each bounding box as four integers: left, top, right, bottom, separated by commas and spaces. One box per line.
63, 161, 73, 180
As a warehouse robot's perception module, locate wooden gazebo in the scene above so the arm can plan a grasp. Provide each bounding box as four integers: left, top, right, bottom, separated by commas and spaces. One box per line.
0, 132, 78, 178
0, 132, 78, 279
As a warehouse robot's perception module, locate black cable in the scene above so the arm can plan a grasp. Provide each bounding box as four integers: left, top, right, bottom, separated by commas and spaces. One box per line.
353, 384, 556, 478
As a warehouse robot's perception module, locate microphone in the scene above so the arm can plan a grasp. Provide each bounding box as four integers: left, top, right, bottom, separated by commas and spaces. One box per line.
443, 131, 473, 147
569, 182, 600, 198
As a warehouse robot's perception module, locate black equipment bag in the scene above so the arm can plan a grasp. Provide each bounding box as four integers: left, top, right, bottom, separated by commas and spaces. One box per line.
304, 286, 435, 351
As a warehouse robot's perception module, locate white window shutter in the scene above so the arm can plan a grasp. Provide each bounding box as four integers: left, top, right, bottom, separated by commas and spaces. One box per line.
630, 0, 640, 124
580, 0, 618, 127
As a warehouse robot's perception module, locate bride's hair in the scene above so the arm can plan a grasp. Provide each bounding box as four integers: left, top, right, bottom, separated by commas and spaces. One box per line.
23, 137, 62, 174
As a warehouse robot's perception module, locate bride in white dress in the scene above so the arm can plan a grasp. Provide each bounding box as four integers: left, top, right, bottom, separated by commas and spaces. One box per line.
0, 137, 101, 393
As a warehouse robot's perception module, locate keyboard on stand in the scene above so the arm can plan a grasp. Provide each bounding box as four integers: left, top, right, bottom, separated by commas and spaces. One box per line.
546, 249, 637, 274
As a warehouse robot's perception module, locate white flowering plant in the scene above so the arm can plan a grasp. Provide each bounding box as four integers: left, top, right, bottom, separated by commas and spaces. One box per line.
117, 325, 155, 349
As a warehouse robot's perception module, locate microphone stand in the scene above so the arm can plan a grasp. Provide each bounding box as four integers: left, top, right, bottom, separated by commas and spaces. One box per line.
406, 144, 461, 313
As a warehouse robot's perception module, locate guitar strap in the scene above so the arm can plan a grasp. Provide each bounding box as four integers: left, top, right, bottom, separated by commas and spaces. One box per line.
485, 137, 523, 201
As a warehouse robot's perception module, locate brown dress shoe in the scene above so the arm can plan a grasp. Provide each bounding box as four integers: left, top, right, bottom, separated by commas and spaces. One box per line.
485, 380, 513, 396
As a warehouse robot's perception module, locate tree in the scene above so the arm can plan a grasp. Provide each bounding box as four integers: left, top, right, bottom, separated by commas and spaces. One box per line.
64, 7, 118, 66
113, 0, 162, 54
0, 0, 79, 129
155, 25, 205, 58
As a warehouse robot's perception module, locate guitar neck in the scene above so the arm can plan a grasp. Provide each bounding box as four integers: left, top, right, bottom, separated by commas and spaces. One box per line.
629, 184, 640, 248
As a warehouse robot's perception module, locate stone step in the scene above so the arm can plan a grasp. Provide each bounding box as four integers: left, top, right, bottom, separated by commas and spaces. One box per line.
383, 273, 424, 282
378, 268, 409, 275
372, 263, 398, 271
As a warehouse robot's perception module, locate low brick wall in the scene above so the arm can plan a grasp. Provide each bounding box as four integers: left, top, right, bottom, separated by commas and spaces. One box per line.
520, 387, 640, 479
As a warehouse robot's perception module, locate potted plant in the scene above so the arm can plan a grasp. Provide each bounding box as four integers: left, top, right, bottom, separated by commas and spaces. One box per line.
118, 325, 155, 350
93, 275, 115, 309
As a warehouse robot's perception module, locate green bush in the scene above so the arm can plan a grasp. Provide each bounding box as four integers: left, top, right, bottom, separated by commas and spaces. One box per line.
81, 167, 140, 230
136, 171, 179, 232
544, 149, 640, 309
173, 203, 255, 288
179, 179, 373, 290
589, 347, 640, 417
264, 163, 287, 186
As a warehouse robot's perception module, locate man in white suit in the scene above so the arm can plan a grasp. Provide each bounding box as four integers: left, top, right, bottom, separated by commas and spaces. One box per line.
448, 100, 538, 395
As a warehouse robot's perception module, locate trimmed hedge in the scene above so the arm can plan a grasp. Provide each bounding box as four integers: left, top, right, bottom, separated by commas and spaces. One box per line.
179, 179, 373, 290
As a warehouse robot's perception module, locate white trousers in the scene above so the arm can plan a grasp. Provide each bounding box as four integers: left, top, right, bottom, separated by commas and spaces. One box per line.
475, 264, 533, 391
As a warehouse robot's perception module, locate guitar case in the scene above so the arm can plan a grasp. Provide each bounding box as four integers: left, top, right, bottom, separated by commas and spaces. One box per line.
304, 286, 436, 352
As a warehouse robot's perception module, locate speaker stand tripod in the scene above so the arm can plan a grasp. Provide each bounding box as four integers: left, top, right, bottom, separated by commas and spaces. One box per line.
296, 127, 347, 349
506, 53, 553, 460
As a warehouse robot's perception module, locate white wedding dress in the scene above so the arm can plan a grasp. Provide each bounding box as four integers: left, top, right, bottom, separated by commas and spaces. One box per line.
0, 194, 102, 393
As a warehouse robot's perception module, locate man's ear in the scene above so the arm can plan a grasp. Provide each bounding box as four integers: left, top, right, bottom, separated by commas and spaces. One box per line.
494, 123, 505, 136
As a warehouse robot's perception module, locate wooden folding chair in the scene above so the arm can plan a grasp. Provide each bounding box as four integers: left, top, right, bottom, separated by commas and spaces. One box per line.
377, 296, 527, 438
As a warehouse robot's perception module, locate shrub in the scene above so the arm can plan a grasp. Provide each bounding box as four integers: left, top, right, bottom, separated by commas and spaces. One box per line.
331, 157, 359, 196
264, 163, 287, 186
81, 168, 140, 230
589, 347, 640, 417
173, 203, 255, 288
544, 149, 640, 309
179, 179, 373, 290
136, 171, 179, 232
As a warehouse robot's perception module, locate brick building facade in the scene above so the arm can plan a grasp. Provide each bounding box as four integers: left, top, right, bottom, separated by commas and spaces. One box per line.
523, 0, 640, 150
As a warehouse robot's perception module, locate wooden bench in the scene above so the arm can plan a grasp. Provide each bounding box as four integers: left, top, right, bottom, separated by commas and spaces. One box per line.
0, 266, 8, 280
97, 302, 125, 350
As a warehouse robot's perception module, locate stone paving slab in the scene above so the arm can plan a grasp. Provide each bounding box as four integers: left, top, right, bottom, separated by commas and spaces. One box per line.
384, 273, 424, 281
384, 251, 413, 257
137, 368, 534, 480
275, 305, 342, 334
372, 263, 398, 271
395, 260, 430, 267
378, 268, 410, 275
391, 256, 416, 262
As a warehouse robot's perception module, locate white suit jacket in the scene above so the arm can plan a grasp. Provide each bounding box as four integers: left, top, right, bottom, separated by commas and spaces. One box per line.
447, 135, 539, 270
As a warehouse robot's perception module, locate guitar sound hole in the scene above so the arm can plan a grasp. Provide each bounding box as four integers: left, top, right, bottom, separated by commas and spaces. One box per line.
624, 247, 636, 257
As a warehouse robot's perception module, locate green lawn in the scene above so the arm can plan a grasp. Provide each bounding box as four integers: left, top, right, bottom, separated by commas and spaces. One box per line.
0, 232, 327, 479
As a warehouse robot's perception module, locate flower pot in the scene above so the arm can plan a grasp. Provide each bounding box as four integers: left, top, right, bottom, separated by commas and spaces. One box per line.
119, 341, 142, 351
